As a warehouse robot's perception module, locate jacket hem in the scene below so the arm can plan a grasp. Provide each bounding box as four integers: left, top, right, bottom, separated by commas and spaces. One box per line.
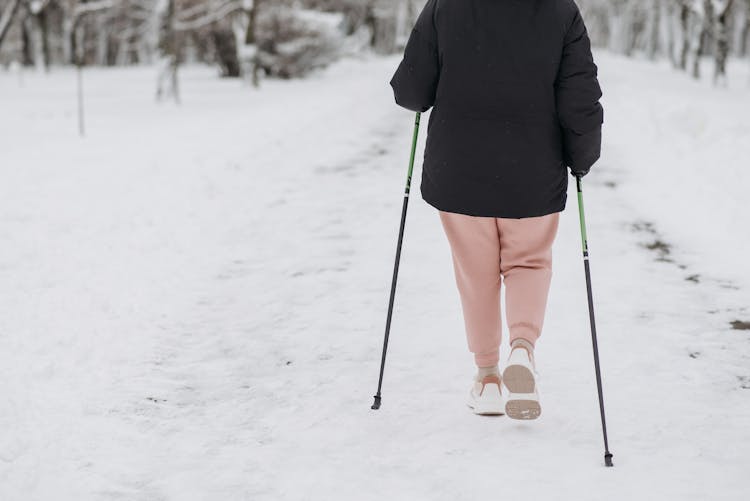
421, 190, 567, 219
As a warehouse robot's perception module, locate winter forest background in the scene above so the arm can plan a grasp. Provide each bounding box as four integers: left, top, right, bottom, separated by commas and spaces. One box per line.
1, 1, 750, 87
2, 1, 750, 500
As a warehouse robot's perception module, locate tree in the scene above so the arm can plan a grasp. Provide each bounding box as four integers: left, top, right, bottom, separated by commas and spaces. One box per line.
741, 0, 750, 57
712, 0, 734, 84
690, 0, 713, 79
646, 0, 662, 60
678, 0, 692, 69
156, 0, 179, 102
238, 0, 263, 86
0, 0, 22, 48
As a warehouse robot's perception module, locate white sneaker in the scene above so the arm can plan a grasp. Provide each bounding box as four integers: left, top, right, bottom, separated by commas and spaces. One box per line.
502, 339, 541, 420
466, 373, 504, 415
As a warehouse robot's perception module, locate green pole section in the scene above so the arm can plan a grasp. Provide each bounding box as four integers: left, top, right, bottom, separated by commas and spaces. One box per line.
406, 112, 421, 190
577, 175, 588, 253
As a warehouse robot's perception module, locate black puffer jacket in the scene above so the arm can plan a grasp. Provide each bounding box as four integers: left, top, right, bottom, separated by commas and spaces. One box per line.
390, 0, 604, 218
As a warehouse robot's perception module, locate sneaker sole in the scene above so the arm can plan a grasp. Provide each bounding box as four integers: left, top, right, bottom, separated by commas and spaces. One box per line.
504, 393, 541, 420
503, 364, 541, 420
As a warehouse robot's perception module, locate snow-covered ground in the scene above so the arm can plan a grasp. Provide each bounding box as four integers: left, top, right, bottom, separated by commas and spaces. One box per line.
0, 52, 748, 500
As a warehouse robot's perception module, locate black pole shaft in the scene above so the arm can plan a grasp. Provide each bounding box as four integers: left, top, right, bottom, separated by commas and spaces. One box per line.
576, 175, 614, 467
372, 112, 421, 410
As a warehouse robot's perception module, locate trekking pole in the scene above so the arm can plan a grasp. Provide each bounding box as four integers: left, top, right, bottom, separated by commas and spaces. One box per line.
575, 175, 614, 467
371, 112, 421, 410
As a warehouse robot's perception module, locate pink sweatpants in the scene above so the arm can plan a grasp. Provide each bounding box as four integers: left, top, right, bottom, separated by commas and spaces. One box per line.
439, 210, 561, 367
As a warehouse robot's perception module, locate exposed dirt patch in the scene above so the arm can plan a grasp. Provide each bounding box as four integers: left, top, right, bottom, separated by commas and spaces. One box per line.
730, 320, 750, 331
631, 219, 745, 329
642, 239, 673, 262
631, 221, 674, 263
631, 220, 657, 234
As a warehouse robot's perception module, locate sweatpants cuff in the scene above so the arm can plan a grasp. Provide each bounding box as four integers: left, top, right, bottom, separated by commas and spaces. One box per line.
509, 323, 540, 347
474, 349, 500, 368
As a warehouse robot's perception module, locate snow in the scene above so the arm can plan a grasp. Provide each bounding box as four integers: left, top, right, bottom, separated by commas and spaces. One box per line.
0, 53, 748, 500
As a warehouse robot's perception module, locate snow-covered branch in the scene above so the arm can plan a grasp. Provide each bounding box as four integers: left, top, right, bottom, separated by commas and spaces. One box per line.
178, 2, 218, 20
174, 1, 245, 32
710, 0, 734, 16
28, 0, 51, 15
73, 0, 115, 20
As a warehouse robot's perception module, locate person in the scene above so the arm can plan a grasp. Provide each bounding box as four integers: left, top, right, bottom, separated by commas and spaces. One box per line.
389, 0, 603, 419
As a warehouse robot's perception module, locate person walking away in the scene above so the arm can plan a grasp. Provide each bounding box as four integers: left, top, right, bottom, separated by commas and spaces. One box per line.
389, 0, 603, 419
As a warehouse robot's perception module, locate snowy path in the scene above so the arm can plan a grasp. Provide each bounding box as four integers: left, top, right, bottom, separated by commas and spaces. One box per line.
0, 54, 748, 500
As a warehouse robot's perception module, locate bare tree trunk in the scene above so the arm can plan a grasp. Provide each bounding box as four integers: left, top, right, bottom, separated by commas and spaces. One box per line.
679, 1, 691, 70
137, 34, 150, 64
95, 15, 109, 66
156, 0, 180, 103
365, 0, 397, 54
609, 0, 634, 55
0, 0, 21, 48
395, 0, 416, 47
75, 22, 85, 136
409, 0, 418, 22
38, 8, 50, 70
213, 27, 240, 77
667, 0, 678, 65
72, 16, 85, 66
29, 12, 46, 71
364, 2, 376, 48
62, 14, 74, 64
692, 0, 713, 79
647, 0, 662, 60
740, 0, 750, 56
713, 0, 734, 85
18, 1, 53, 71
115, 28, 131, 65
21, 14, 33, 65
243, 0, 262, 88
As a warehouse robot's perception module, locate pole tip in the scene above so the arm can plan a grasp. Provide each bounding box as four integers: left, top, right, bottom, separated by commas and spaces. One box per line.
605, 453, 614, 467
371, 395, 382, 410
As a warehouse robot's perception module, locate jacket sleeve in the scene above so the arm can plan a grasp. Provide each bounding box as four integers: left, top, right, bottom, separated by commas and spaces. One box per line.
555, 2, 604, 174
390, 0, 440, 112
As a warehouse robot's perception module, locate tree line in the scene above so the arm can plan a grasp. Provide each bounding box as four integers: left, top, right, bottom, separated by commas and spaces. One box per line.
578, 0, 749, 83
1, 0, 749, 86
0, 1, 415, 75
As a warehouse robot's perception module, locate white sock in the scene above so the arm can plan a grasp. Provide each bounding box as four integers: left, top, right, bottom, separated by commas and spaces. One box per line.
476, 364, 500, 381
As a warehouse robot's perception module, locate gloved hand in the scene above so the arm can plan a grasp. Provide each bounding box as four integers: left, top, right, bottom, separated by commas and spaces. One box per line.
569, 166, 590, 178
563, 126, 601, 179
